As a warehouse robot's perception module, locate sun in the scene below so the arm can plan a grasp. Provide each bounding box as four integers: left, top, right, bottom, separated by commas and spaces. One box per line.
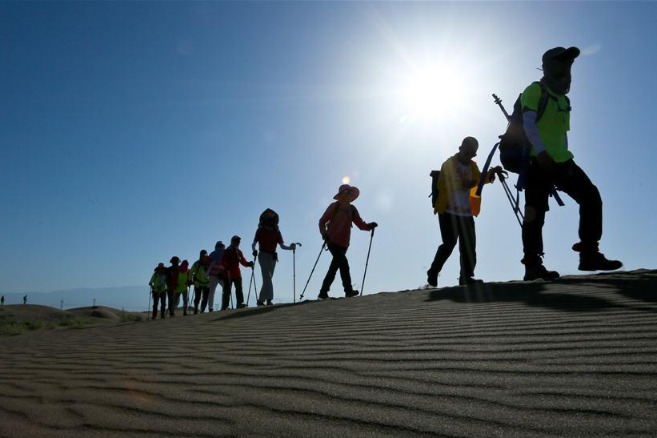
400, 63, 467, 121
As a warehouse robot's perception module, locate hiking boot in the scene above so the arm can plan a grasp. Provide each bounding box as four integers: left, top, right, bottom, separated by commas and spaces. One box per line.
257, 300, 265, 307
237, 303, 247, 309
522, 255, 560, 281
345, 290, 359, 298
426, 269, 438, 287
459, 276, 483, 286
579, 252, 623, 271
318, 291, 329, 300
572, 242, 622, 271
266, 300, 273, 306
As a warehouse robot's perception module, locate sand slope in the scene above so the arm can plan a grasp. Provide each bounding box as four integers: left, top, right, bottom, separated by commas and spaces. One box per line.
1, 270, 656, 437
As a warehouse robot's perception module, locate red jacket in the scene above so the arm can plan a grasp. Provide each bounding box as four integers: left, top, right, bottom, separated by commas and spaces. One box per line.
219, 246, 251, 279
319, 201, 371, 248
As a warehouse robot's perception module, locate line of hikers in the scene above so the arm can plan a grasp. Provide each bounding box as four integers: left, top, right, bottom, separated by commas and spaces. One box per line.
148, 46, 623, 320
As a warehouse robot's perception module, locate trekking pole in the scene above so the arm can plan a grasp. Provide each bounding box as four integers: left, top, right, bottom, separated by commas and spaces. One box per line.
292, 242, 302, 303
299, 242, 326, 300
246, 266, 254, 306
359, 228, 376, 296
251, 265, 258, 306
148, 287, 152, 320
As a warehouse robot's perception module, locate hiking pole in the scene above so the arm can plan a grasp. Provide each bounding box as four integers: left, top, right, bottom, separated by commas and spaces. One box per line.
359, 228, 376, 296
246, 266, 254, 307
299, 242, 326, 300
292, 242, 302, 303
148, 287, 152, 320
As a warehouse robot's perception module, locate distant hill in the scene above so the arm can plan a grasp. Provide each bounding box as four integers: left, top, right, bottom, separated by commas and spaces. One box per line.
1, 286, 149, 311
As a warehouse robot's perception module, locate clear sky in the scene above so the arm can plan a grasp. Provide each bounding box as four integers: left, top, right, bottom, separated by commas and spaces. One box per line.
2, 1, 656, 307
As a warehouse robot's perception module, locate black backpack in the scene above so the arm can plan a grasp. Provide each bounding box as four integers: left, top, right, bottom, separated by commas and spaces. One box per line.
498, 81, 565, 173
259, 208, 279, 228
429, 170, 440, 209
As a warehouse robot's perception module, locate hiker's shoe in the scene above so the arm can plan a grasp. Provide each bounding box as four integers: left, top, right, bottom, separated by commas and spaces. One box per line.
522, 255, 560, 281
318, 291, 329, 300
257, 300, 265, 307
345, 290, 359, 298
426, 269, 438, 287
266, 300, 273, 306
579, 252, 623, 271
459, 276, 483, 286
237, 303, 247, 309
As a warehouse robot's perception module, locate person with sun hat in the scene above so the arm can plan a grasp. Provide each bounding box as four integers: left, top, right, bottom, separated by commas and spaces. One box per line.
317, 184, 377, 299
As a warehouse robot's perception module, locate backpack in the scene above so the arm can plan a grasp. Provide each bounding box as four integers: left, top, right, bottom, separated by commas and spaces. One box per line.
429, 170, 440, 209
259, 208, 279, 229
498, 81, 562, 173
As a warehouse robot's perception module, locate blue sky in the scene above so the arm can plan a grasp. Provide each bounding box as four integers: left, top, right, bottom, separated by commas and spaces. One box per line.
2, 1, 656, 308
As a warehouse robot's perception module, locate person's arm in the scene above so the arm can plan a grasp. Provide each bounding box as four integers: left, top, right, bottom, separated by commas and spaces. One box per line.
277, 231, 294, 251
523, 111, 547, 155
351, 206, 376, 231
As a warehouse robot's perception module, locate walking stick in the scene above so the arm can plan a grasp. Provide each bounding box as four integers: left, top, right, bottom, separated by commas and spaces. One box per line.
299, 242, 326, 300
246, 266, 254, 306
292, 242, 302, 303
359, 228, 376, 296
148, 287, 152, 320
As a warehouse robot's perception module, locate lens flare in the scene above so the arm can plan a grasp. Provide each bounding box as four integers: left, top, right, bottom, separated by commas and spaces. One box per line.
342, 176, 351, 184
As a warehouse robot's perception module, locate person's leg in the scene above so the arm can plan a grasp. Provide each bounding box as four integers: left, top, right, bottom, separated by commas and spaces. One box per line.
319, 245, 341, 297
522, 163, 559, 280
427, 213, 458, 286
194, 286, 202, 314
200, 285, 209, 313
555, 161, 621, 270
152, 293, 158, 320
160, 293, 166, 319
259, 252, 276, 303
457, 216, 478, 282
208, 276, 219, 312
235, 277, 245, 307
221, 279, 231, 310
332, 245, 356, 296
167, 289, 175, 316
182, 289, 189, 315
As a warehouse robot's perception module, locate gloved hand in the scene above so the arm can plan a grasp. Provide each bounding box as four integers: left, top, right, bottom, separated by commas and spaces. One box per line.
369, 222, 378, 229
252, 250, 258, 257
289, 243, 296, 250
248, 261, 255, 268
321, 233, 328, 241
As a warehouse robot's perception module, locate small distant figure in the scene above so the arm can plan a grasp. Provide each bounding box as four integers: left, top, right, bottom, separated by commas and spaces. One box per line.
220, 235, 254, 310
191, 250, 211, 313
427, 136, 501, 287
251, 208, 296, 306
1, 295, 4, 306
174, 260, 190, 316
23, 295, 27, 305
149, 263, 168, 319
207, 241, 226, 313
166, 256, 180, 317
318, 184, 377, 299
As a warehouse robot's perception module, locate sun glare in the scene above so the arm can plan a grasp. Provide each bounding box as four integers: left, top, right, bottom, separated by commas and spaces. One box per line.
400, 64, 467, 121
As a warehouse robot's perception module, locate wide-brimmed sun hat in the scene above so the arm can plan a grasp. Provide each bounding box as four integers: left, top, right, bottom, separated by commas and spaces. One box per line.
333, 184, 360, 202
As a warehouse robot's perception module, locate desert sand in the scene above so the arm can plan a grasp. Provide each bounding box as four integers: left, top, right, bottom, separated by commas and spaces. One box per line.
1, 269, 656, 437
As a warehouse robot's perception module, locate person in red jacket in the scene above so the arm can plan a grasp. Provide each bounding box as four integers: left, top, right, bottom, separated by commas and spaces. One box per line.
318, 184, 377, 299
220, 235, 254, 310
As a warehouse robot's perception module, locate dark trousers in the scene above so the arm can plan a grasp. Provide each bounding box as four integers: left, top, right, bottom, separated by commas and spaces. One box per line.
222, 277, 244, 310
320, 242, 353, 293
193, 286, 209, 313
166, 288, 177, 315
430, 212, 476, 279
523, 160, 602, 256
152, 292, 166, 319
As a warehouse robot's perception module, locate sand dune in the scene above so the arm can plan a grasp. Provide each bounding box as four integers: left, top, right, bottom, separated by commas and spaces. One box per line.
1, 270, 656, 437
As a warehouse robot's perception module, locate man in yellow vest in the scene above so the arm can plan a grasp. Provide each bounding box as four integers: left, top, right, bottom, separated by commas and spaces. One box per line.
427, 137, 499, 287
